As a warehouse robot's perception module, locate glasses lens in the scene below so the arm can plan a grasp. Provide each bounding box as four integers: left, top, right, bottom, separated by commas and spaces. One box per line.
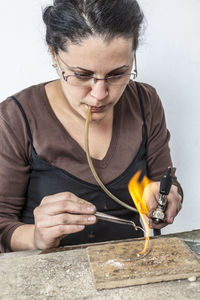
108, 73, 137, 85
66, 75, 92, 87
107, 74, 130, 86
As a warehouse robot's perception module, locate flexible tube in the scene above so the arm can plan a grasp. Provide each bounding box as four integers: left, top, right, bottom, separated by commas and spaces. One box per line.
84, 106, 138, 213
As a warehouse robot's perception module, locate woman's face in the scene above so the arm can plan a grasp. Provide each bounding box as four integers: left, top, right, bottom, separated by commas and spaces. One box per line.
54, 36, 134, 123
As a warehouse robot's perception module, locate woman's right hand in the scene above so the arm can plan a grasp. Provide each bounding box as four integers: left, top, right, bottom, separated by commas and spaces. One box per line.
33, 192, 96, 250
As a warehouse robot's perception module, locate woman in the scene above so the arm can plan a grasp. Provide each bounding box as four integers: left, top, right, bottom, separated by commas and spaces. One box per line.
0, 0, 182, 252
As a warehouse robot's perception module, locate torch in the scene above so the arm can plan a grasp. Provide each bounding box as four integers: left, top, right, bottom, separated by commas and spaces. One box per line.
151, 167, 172, 224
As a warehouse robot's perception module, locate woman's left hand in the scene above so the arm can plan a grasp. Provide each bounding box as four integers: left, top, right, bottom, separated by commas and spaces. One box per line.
143, 182, 182, 229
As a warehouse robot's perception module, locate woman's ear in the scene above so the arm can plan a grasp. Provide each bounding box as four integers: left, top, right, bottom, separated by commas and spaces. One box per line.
48, 45, 57, 67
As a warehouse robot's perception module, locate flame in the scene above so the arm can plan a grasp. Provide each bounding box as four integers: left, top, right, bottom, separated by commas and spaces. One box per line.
128, 170, 151, 256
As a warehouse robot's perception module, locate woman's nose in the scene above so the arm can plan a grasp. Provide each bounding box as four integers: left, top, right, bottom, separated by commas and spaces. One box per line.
90, 79, 108, 100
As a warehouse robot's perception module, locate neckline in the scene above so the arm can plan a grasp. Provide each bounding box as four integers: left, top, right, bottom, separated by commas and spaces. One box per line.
31, 129, 146, 188
38, 81, 121, 168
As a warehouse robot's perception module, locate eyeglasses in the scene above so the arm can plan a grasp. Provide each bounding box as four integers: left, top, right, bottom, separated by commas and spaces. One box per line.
61, 72, 137, 87
56, 54, 138, 87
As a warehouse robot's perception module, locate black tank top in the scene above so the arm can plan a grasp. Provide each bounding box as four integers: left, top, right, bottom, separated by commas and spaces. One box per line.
11, 82, 148, 245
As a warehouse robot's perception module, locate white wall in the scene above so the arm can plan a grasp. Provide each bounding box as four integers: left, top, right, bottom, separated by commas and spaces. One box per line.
0, 0, 199, 233
137, 0, 200, 234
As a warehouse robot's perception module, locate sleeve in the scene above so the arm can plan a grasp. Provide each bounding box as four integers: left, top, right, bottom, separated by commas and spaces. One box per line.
143, 85, 183, 199
0, 105, 31, 252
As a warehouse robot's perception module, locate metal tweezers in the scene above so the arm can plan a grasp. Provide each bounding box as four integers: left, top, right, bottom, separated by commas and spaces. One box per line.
95, 211, 138, 230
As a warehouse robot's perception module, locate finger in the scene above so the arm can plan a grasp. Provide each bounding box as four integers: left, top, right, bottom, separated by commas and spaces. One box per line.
165, 194, 182, 224
151, 221, 168, 230
36, 224, 86, 247
47, 224, 85, 237
41, 192, 93, 207
142, 182, 160, 215
35, 199, 96, 216
36, 213, 97, 228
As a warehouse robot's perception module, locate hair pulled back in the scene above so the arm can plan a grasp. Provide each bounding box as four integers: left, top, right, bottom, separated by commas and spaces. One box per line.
43, 0, 144, 53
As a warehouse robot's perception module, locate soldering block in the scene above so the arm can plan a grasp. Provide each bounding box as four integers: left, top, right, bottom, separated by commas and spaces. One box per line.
87, 237, 200, 290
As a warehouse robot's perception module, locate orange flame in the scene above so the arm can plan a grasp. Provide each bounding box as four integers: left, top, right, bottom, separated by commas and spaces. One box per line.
128, 170, 151, 256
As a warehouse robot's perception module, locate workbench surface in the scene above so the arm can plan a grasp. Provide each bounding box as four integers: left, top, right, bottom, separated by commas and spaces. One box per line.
0, 230, 200, 300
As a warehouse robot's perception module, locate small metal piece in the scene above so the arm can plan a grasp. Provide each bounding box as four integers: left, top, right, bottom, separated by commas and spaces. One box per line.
151, 167, 172, 224
95, 211, 138, 230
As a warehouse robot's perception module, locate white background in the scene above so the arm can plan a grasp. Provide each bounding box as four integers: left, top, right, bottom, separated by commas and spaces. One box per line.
0, 0, 199, 234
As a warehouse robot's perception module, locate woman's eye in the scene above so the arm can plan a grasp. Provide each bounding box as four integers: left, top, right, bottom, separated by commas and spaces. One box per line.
74, 73, 92, 80
108, 72, 125, 77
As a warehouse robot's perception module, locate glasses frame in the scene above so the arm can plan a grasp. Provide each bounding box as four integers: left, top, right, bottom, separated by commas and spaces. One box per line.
56, 53, 138, 87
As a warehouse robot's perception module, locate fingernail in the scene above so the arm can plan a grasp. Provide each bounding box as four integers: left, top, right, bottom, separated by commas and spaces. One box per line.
87, 205, 95, 212
88, 216, 96, 223
77, 225, 85, 230
168, 217, 174, 223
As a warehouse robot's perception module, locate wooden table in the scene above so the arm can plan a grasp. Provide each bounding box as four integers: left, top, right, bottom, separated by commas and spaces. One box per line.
0, 230, 200, 300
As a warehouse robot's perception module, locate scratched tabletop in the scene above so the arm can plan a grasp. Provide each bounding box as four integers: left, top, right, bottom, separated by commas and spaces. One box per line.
0, 230, 200, 300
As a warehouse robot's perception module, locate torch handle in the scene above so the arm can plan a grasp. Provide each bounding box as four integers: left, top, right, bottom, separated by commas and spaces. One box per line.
159, 167, 172, 195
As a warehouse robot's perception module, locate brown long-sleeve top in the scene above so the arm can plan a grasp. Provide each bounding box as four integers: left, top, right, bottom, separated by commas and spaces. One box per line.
0, 80, 182, 252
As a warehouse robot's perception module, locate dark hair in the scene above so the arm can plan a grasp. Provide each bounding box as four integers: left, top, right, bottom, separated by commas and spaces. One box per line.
43, 0, 144, 54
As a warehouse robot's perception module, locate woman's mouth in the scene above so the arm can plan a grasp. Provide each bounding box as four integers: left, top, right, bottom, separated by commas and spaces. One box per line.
90, 105, 106, 112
